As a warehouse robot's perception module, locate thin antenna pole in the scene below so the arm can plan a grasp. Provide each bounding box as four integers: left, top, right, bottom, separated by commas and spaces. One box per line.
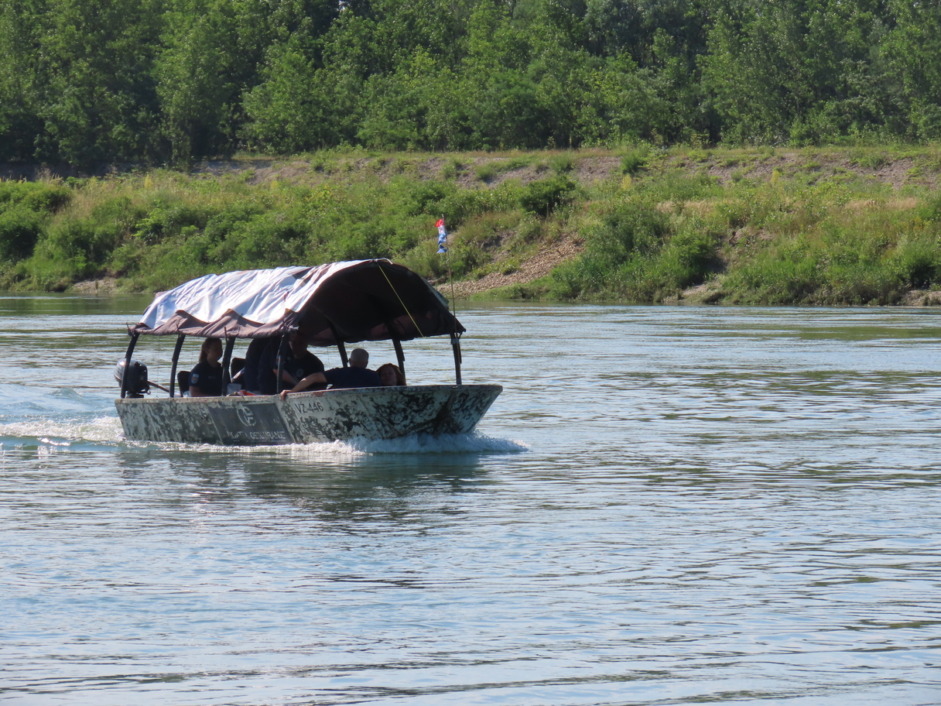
439, 214, 457, 320
439, 215, 462, 385
446, 244, 457, 320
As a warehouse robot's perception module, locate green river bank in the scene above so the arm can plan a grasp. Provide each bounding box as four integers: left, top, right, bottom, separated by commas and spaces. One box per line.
3, 145, 941, 305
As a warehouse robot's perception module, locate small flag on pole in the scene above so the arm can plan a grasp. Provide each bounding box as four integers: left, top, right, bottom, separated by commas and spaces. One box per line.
436, 218, 448, 254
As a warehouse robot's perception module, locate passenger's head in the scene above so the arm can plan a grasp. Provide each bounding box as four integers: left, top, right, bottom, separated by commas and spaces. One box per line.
349, 348, 369, 368
200, 337, 223, 364
378, 363, 406, 386
289, 331, 308, 355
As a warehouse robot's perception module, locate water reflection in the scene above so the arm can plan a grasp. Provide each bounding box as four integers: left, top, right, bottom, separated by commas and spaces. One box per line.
246, 462, 488, 532
111, 443, 492, 528
0, 292, 150, 316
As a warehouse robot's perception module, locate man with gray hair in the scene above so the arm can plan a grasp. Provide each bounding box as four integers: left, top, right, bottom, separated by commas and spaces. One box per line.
280, 347, 381, 397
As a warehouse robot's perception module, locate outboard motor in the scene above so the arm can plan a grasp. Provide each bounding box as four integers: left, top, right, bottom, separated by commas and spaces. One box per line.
114, 359, 150, 398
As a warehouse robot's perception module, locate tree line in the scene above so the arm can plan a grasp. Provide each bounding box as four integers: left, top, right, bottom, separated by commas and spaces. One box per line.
2, 0, 940, 167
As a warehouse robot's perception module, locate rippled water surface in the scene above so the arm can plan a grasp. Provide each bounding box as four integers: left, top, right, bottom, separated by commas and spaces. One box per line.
2, 297, 941, 705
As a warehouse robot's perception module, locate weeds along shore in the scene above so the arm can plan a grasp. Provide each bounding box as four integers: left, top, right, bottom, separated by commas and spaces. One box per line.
3, 145, 941, 305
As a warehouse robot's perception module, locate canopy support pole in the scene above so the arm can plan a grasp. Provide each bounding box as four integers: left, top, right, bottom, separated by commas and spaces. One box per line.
275, 335, 289, 392
169, 334, 185, 397
221, 336, 235, 391
450, 332, 462, 385
393, 337, 405, 377
120, 332, 139, 399
327, 321, 348, 367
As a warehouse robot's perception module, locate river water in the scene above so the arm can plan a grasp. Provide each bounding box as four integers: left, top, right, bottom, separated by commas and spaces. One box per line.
2, 297, 940, 705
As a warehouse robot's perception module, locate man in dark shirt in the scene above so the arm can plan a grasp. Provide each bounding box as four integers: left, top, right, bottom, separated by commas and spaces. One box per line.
279, 348, 380, 399
281, 333, 324, 387
257, 333, 324, 394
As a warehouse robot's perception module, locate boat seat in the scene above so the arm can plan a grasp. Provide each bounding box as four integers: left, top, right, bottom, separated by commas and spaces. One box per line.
177, 370, 190, 396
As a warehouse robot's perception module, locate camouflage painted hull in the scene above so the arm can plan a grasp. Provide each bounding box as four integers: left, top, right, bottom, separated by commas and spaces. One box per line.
115, 384, 502, 445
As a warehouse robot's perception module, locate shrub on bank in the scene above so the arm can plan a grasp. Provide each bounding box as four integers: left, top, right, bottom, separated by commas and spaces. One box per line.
548, 199, 721, 301
3, 147, 941, 304
0, 182, 72, 276
0, 206, 44, 262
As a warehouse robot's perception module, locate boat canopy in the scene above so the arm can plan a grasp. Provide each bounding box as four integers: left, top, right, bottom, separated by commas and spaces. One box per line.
130, 259, 464, 344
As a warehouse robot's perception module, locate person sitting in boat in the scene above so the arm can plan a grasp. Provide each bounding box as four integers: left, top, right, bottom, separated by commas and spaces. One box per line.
189, 337, 224, 397
279, 347, 380, 398
280, 332, 325, 390
253, 338, 280, 394
377, 362, 406, 386
257, 333, 325, 394
231, 336, 269, 393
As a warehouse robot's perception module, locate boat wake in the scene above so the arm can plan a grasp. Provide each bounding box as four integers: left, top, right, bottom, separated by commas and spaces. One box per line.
0, 416, 125, 448
343, 432, 527, 454
0, 413, 526, 456
230, 432, 528, 458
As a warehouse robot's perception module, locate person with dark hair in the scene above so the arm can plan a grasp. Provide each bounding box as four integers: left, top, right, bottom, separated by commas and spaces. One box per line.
233, 336, 270, 394
280, 347, 380, 398
377, 362, 406, 386
255, 337, 281, 395
254, 333, 324, 395
281, 332, 325, 389
189, 337, 224, 397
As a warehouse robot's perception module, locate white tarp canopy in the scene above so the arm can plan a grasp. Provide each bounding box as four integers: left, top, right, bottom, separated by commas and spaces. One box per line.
130, 259, 463, 344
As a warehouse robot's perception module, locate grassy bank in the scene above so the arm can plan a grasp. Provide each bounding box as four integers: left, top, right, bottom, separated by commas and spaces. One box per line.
3, 145, 941, 305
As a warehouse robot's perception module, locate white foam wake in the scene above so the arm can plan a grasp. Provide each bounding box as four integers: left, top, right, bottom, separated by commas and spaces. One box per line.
207, 432, 528, 458
0, 416, 124, 445
0, 414, 527, 457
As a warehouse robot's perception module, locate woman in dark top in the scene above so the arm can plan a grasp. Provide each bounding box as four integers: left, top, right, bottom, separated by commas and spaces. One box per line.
190, 337, 224, 397
377, 363, 406, 386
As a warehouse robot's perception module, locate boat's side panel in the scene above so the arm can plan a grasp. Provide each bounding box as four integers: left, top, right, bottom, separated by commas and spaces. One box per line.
115, 385, 502, 445
205, 399, 293, 444
278, 385, 502, 442
116, 396, 291, 445
433, 385, 503, 434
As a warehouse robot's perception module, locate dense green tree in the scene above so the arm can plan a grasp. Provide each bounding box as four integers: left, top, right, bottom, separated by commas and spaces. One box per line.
0, 1, 46, 161
459, 0, 548, 148
355, 65, 477, 152
0, 0, 939, 163
243, 41, 359, 151
34, 0, 163, 164
576, 56, 652, 144
702, 0, 896, 144
884, 0, 941, 139
584, 0, 644, 57
156, 0, 265, 162
585, 0, 710, 66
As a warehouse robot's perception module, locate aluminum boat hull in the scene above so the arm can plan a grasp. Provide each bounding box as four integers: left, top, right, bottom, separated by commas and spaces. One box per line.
115, 384, 502, 445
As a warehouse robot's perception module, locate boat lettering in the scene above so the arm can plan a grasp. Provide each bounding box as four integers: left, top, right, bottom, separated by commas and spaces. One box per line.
234, 430, 291, 442
236, 406, 257, 427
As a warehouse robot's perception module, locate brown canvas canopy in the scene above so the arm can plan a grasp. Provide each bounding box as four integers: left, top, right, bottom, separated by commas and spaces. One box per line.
130, 259, 464, 345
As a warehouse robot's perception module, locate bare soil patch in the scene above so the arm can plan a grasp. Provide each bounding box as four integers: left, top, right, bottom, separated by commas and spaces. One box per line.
71, 278, 117, 294
445, 233, 584, 298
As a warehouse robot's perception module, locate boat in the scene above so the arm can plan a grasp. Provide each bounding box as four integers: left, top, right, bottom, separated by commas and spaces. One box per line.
114, 259, 502, 445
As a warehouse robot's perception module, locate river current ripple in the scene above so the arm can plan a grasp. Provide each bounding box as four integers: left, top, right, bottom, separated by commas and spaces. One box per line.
1, 298, 939, 705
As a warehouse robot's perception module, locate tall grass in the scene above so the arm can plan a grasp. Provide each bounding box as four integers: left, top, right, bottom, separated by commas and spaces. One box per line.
2, 147, 941, 304
548, 196, 722, 301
